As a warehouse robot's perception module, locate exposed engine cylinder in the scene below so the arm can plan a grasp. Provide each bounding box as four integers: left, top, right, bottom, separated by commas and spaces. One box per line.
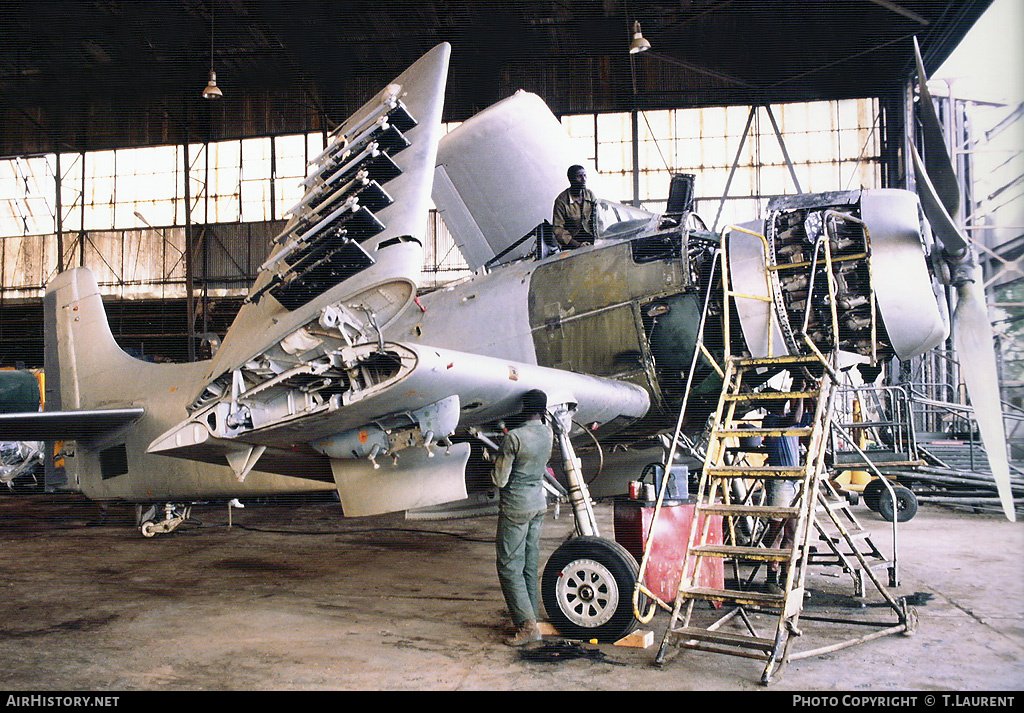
729, 189, 949, 363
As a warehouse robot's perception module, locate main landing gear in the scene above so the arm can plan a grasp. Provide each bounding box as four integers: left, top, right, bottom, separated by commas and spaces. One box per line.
540, 401, 643, 642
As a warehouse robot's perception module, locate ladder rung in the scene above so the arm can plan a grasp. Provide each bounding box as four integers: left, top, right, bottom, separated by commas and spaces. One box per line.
667, 625, 776, 652
691, 544, 792, 561
724, 390, 819, 402
706, 466, 806, 478
677, 585, 789, 609
819, 498, 850, 511
766, 253, 869, 272
733, 355, 823, 367
833, 528, 871, 540
714, 427, 813, 438
699, 504, 801, 519
808, 554, 893, 574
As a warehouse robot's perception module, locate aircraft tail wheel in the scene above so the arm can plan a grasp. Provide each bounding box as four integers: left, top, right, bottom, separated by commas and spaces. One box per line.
140, 520, 157, 538
541, 535, 644, 642
878, 485, 918, 522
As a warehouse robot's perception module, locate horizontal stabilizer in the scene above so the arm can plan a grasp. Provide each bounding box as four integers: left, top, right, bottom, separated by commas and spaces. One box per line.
0, 407, 144, 442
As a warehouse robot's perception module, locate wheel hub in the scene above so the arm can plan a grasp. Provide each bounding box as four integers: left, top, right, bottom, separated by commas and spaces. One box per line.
555, 558, 619, 628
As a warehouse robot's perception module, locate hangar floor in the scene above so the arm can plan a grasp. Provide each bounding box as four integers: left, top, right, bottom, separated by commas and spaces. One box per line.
0, 493, 1021, 692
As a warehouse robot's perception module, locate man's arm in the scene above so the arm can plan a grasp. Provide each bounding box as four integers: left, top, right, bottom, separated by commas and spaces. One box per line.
491, 432, 520, 489
586, 190, 600, 239
789, 378, 806, 425
553, 191, 588, 248
790, 397, 804, 426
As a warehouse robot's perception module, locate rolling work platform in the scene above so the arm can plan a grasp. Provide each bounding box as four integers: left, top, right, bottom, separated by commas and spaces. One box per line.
651, 354, 917, 685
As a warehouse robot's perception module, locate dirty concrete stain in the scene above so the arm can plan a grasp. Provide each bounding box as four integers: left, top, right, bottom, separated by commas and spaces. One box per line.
0, 613, 120, 639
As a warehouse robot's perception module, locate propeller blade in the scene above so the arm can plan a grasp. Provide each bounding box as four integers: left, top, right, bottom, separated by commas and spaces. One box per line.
913, 37, 961, 221
910, 39, 1012, 519
952, 275, 1016, 521
911, 142, 969, 256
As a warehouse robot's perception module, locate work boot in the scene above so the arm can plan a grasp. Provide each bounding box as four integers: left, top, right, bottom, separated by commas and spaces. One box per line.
765, 571, 784, 596
504, 618, 542, 647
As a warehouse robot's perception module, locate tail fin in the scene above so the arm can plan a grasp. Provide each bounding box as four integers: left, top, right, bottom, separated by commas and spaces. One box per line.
44, 267, 140, 412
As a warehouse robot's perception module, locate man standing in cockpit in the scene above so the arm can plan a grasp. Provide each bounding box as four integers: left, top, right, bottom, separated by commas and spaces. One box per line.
552, 164, 599, 249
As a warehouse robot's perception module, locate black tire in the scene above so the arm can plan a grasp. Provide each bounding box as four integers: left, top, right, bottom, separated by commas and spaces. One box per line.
863, 478, 886, 511
877, 485, 918, 523
542, 535, 643, 642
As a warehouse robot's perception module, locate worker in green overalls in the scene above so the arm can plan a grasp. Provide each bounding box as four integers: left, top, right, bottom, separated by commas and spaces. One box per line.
492, 389, 553, 646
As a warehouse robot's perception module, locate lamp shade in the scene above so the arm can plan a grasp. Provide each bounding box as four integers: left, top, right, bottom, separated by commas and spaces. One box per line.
629, 21, 651, 54
203, 70, 223, 99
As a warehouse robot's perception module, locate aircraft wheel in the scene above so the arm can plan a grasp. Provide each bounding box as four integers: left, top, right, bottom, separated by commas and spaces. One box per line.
541, 536, 642, 642
878, 485, 918, 523
140, 520, 157, 538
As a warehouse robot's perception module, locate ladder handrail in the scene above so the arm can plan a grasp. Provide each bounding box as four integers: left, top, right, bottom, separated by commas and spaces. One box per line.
827, 418, 904, 591
648, 211, 916, 683
633, 224, 780, 622
832, 383, 920, 462
632, 248, 723, 622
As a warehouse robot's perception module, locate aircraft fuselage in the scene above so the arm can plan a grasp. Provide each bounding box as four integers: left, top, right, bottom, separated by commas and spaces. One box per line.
390, 227, 729, 441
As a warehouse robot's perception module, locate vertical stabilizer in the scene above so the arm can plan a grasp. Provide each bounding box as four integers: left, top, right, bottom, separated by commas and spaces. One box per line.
44, 268, 140, 412
434, 91, 601, 269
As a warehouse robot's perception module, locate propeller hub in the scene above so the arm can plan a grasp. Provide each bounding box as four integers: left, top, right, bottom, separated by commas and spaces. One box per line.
943, 246, 977, 287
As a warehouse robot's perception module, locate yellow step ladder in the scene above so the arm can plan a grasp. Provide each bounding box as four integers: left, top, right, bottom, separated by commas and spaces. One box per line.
653, 353, 915, 684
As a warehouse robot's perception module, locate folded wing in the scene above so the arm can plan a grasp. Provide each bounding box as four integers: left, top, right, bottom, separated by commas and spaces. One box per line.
198, 42, 452, 402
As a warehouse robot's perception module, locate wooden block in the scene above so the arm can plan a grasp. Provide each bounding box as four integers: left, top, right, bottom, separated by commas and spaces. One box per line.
537, 622, 560, 636
614, 629, 654, 648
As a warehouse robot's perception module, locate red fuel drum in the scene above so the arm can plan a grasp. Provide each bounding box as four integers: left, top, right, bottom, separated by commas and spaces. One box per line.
614, 498, 724, 603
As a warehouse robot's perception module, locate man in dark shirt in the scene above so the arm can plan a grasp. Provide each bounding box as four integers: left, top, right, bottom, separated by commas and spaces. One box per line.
492, 390, 553, 646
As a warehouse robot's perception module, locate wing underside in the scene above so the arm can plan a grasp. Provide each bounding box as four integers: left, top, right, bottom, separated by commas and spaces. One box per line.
150, 341, 649, 460
149, 339, 648, 516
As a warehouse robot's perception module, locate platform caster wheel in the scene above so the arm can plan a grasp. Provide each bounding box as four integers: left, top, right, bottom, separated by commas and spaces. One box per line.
878, 485, 917, 522
541, 535, 643, 643
863, 478, 886, 511
901, 605, 919, 636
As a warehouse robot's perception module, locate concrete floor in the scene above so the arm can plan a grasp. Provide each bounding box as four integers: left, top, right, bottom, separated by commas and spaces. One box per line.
0, 493, 1021, 691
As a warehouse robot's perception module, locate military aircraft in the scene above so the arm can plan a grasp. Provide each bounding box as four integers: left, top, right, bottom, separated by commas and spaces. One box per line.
0, 40, 1012, 642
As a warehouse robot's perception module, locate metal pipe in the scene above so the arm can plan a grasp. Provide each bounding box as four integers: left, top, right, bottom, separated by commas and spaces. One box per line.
788, 622, 912, 661
183, 137, 195, 362
55, 151, 63, 273
712, 106, 757, 234
764, 105, 803, 194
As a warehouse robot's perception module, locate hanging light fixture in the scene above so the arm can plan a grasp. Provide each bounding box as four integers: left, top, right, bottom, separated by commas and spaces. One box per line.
202, 7, 223, 99
629, 20, 651, 54
203, 70, 222, 99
